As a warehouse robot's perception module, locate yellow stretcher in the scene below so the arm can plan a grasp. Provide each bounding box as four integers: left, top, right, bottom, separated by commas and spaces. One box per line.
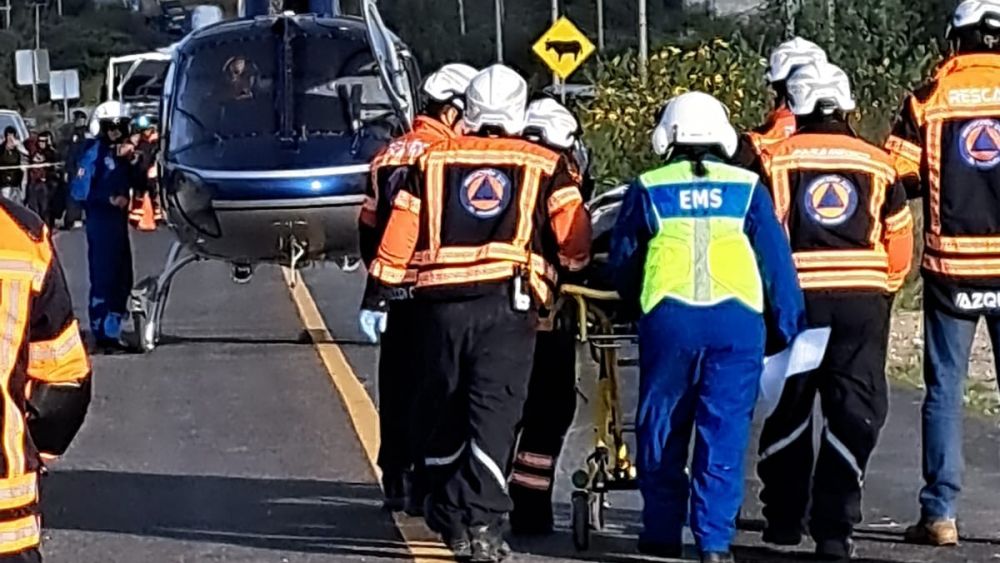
558, 284, 639, 551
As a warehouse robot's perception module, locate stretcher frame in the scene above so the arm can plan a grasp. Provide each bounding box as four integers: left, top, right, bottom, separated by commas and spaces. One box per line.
558, 283, 638, 551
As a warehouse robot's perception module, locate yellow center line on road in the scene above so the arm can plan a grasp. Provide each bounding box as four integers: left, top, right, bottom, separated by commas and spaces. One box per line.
283, 268, 455, 563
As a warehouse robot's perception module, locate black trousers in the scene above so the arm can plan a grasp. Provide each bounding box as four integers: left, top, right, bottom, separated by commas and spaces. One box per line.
418, 293, 537, 535
377, 299, 421, 480
510, 312, 578, 532
24, 182, 52, 227
757, 292, 891, 542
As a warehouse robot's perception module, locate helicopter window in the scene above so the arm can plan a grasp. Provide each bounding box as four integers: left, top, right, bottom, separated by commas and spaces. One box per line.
169, 36, 277, 154
292, 36, 395, 136
167, 29, 398, 171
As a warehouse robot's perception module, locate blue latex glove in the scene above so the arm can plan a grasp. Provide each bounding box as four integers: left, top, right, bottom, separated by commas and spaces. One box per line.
359, 309, 388, 344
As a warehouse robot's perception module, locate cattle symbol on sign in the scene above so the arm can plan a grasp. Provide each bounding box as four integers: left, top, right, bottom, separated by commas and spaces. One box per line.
532, 17, 596, 80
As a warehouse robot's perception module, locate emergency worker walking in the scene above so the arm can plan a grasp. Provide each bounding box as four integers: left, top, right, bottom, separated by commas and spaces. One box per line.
127, 115, 161, 230
0, 127, 26, 202
756, 62, 913, 561
360, 64, 591, 561
745, 38, 828, 156
358, 62, 478, 512
884, 0, 1000, 546
25, 132, 58, 228
510, 96, 590, 536
609, 92, 805, 563
71, 101, 135, 353
0, 197, 92, 562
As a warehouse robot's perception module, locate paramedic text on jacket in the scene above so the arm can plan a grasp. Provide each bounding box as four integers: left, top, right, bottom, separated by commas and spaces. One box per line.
610, 91, 805, 563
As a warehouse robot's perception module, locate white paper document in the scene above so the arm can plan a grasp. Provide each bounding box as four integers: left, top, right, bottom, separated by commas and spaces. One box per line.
758, 327, 832, 419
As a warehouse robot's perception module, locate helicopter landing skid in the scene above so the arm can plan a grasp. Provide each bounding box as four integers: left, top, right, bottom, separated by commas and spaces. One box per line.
128, 241, 202, 353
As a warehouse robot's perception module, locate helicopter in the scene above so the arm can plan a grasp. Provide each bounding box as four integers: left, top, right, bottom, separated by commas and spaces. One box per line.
128, 0, 419, 351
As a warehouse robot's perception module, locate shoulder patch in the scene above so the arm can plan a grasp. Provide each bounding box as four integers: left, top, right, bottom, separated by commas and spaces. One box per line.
0, 198, 45, 242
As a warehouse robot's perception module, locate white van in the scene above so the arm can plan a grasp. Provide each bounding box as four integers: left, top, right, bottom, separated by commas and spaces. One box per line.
0, 110, 29, 141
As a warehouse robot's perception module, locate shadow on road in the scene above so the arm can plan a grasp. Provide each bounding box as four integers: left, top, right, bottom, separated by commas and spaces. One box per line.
40, 470, 444, 560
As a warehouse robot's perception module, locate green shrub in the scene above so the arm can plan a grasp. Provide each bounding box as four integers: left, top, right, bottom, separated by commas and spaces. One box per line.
579, 37, 769, 188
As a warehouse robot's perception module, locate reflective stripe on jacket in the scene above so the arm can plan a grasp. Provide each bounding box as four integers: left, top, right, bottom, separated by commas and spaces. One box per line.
765, 131, 913, 292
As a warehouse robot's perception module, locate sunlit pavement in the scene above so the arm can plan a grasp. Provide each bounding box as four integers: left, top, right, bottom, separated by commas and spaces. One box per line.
37, 227, 1000, 562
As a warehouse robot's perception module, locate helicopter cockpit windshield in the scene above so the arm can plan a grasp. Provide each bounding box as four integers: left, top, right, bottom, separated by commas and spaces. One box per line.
167, 19, 398, 172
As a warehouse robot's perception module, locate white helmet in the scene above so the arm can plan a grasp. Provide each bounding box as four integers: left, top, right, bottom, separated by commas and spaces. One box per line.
765, 37, 828, 83
422, 63, 478, 110
89, 101, 125, 137
950, 0, 1000, 34
651, 91, 738, 158
786, 61, 856, 116
523, 98, 579, 150
463, 64, 528, 136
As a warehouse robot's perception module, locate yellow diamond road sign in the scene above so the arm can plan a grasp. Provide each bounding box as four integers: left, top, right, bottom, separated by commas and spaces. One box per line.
532, 17, 596, 80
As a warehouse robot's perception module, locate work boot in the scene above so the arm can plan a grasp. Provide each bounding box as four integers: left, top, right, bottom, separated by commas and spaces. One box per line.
381, 473, 405, 512
637, 540, 683, 558
469, 525, 511, 562
700, 552, 734, 563
903, 518, 959, 546
762, 523, 803, 547
444, 529, 472, 560
815, 537, 856, 561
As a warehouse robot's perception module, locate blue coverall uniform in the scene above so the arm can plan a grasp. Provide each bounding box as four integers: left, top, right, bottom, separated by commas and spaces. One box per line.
609, 156, 805, 553
74, 140, 134, 343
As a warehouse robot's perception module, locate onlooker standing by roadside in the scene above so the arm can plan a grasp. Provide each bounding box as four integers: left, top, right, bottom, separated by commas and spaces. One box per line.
0, 126, 26, 202
26, 131, 58, 227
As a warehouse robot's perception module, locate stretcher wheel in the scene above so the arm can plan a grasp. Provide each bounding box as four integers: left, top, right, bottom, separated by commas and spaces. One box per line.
131, 311, 155, 353
571, 491, 590, 551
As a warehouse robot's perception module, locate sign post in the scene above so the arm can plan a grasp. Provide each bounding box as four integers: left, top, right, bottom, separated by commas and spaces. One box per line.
531, 16, 596, 103
49, 69, 80, 122
15, 49, 49, 106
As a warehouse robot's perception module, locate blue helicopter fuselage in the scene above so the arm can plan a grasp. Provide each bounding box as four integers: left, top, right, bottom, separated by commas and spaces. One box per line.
159, 13, 408, 265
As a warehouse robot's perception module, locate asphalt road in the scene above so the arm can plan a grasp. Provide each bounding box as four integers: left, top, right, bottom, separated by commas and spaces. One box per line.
36, 227, 1000, 563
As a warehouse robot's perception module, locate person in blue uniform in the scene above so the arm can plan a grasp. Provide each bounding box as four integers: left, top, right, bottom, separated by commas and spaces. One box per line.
609, 91, 806, 563
71, 101, 135, 353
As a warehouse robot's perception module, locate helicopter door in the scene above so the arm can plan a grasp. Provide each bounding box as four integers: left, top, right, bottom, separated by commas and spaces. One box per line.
362, 0, 415, 130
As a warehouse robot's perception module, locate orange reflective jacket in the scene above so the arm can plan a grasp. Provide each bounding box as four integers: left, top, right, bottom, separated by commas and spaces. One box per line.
748, 107, 798, 156
0, 200, 91, 555
359, 116, 459, 267
886, 54, 1000, 281
368, 135, 591, 306
765, 132, 913, 293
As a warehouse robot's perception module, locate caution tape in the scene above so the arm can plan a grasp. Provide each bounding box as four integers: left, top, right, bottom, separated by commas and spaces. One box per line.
0, 163, 64, 171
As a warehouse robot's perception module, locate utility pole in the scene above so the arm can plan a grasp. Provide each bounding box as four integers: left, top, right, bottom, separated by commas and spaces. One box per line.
457, 0, 465, 35
551, 0, 558, 93
825, 0, 835, 49
1, 0, 9, 29
494, 0, 503, 62
596, 0, 604, 51
32, 3, 40, 105
784, 0, 797, 38
638, 0, 648, 83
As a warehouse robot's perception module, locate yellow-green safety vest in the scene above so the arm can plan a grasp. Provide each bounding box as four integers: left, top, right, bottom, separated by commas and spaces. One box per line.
639, 160, 765, 314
